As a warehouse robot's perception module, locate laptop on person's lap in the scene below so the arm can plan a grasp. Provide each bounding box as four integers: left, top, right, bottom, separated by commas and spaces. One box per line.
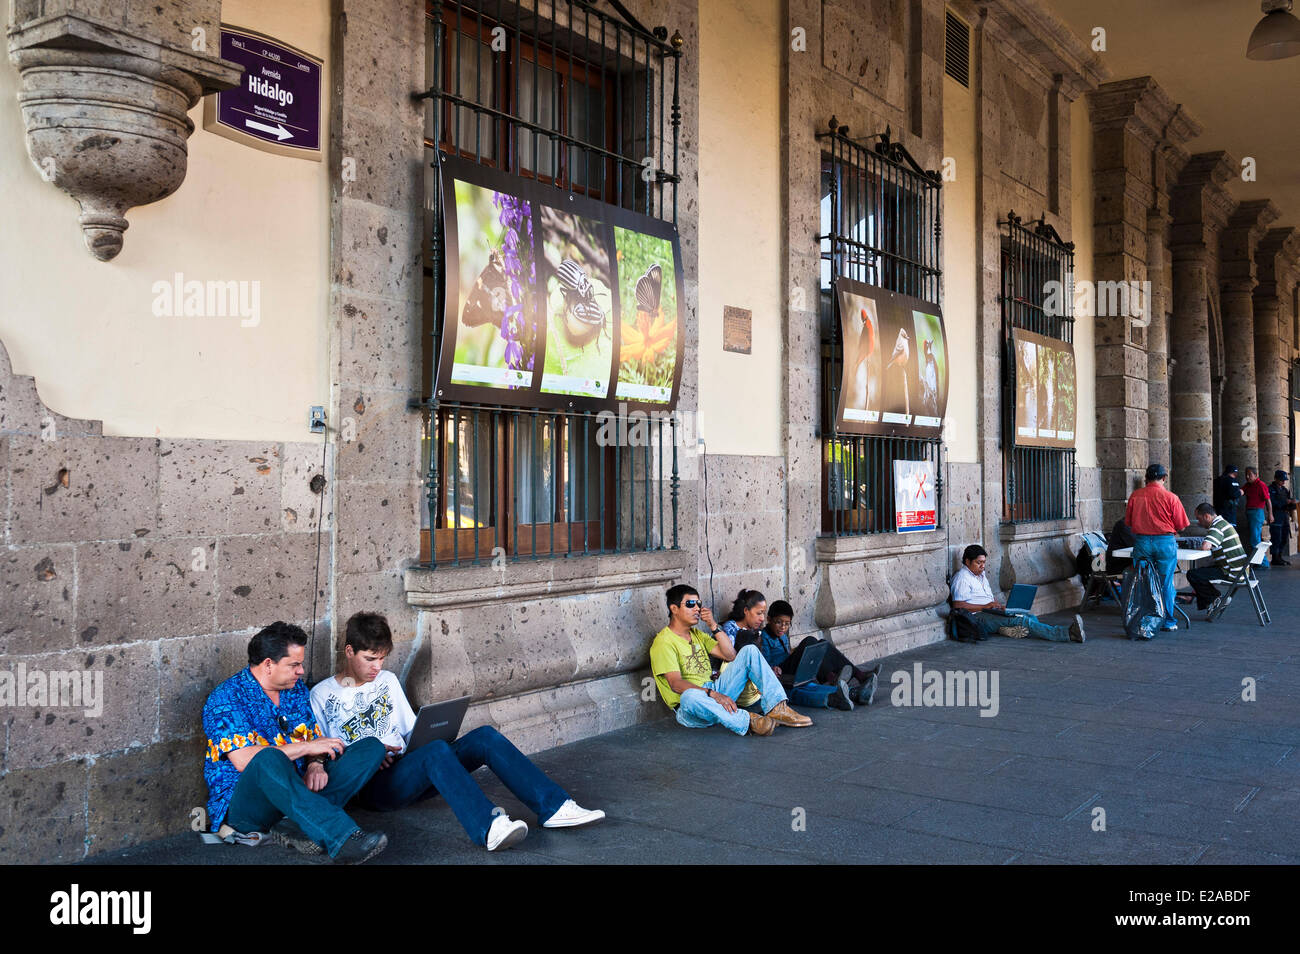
789, 640, 829, 686
985, 584, 1037, 617
404, 696, 472, 753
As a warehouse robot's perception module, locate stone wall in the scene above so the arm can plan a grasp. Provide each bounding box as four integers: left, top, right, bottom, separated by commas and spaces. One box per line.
968, 1, 1099, 609
782, 0, 950, 655
338, 0, 705, 759
0, 339, 332, 860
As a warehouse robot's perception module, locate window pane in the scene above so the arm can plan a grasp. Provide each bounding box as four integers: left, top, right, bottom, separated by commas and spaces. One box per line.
445, 411, 493, 528
518, 61, 557, 177
454, 33, 495, 159
565, 417, 602, 522
515, 417, 555, 524
569, 82, 605, 191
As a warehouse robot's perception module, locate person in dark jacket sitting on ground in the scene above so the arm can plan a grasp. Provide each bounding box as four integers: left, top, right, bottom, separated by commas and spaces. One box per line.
727, 595, 879, 709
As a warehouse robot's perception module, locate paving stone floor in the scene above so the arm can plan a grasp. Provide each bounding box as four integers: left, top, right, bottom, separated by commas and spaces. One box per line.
93, 564, 1300, 865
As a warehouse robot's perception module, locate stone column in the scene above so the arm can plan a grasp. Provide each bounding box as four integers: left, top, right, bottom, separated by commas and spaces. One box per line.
1219, 201, 1279, 472
1169, 152, 1237, 513
1146, 206, 1172, 468
1255, 228, 1300, 478
1088, 79, 1200, 526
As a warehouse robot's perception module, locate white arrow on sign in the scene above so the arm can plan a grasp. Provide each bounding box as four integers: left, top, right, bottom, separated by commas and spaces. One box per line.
245, 119, 293, 141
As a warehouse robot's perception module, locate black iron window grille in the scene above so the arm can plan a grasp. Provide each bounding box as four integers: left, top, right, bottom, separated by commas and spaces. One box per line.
999, 211, 1077, 523
817, 119, 944, 535
417, 0, 682, 566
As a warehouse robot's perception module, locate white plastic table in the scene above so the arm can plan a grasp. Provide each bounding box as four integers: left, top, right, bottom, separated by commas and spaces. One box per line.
1111, 546, 1213, 627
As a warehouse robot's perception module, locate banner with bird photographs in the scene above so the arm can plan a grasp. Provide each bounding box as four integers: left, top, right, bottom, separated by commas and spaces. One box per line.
1011, 328, 1076, 448
436, 154, 684, 411
833, 277, 948, 437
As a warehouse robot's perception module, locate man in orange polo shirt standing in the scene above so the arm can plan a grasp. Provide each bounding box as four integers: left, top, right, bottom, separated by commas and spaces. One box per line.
1124, 463, 1191, 632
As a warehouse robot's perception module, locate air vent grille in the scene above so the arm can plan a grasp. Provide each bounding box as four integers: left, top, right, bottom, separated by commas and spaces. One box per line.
945, 9, 970, 88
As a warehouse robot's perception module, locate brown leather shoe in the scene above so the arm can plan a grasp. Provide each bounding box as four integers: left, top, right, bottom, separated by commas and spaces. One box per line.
765, 701, 813, 727
748, 712, 776, 736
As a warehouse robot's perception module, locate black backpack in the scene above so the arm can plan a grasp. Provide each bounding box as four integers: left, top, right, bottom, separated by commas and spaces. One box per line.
950, 608, 982, 643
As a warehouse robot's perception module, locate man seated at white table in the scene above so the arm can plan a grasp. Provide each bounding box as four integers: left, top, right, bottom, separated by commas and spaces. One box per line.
951, 545, 1086, 643
1181, 503, 1249, 615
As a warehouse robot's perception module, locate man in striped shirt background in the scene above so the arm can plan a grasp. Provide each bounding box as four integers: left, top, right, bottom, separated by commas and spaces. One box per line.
1184, 502, 1249, 615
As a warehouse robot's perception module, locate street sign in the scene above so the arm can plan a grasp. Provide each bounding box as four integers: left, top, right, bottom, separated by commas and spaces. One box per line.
202, 25, 322, 160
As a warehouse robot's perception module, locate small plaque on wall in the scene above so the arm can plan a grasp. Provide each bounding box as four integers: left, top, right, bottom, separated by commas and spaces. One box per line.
723, 306, 752, 354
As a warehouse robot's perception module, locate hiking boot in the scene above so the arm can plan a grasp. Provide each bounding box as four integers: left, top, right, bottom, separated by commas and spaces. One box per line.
330, 829, 387, 865
827, 680, 855, 711
1069, 614, 1086, 643
765, 701, 813, 727
998, 625, 1029, 639
270, 817, 323, 857
748, 711, 776, 736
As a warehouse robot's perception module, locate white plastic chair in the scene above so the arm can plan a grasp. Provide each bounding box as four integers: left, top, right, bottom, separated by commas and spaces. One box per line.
1206, 541, 1272, 626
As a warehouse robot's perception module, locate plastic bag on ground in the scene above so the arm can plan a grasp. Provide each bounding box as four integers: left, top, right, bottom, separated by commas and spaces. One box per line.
1121, 559, 1165, 641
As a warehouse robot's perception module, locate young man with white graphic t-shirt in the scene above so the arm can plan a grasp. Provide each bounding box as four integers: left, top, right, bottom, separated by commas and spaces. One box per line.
309, 612, 604, 852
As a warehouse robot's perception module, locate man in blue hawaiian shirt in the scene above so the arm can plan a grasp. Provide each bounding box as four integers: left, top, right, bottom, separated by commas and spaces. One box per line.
202, 621, 388, 863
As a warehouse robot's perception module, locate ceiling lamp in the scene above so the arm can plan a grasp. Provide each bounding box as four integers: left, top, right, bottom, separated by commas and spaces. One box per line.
1247, 0, 1300, 60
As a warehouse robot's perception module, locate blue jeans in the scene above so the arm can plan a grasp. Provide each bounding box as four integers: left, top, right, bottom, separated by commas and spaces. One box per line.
675, 643, 788, 735
360, 726, 569, 845
1242, 508, 1268, 566
224, 736, 385, 857
973, 611, 1070, 641
1133, 533, 1178, 625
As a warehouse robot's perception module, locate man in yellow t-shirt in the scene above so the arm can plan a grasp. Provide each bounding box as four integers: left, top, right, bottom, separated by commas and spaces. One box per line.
649, 584, 812, 736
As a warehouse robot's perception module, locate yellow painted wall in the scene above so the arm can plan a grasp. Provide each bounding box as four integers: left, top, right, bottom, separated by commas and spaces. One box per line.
1070, 95, 1097, 469
697, 0, 782, 456
941, 73, 978, 463
0, 0, 329, 441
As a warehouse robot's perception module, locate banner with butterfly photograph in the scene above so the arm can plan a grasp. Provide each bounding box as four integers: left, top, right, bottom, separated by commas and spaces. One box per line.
833, 277, 948, 438
437, 154, 685, 412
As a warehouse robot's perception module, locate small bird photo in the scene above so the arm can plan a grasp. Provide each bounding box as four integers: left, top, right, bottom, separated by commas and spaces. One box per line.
910, 309, 947, 428
837, 287, 882, 424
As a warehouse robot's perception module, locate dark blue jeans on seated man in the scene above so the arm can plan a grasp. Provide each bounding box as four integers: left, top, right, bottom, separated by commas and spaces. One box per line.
224, 736, 385, 858
359, 725, 570, 846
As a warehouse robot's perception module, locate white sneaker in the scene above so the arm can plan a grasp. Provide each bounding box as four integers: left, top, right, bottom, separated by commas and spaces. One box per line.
541, 799, 606, 829
485, 814, 528, 851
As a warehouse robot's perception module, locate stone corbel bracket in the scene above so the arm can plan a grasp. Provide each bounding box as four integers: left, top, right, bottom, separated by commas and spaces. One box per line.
7, 12, 242, 260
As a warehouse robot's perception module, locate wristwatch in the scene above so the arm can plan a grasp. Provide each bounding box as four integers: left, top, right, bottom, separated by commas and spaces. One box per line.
710, 627, 722, 636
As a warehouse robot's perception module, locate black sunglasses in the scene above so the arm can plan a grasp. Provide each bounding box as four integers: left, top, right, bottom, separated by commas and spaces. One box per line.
682, 599, 701, 608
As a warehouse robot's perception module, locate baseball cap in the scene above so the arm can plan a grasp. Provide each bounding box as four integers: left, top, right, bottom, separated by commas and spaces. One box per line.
1226, 463, 1238, 473
1145, 463, 1167, 482
1275, 470, 1289, 481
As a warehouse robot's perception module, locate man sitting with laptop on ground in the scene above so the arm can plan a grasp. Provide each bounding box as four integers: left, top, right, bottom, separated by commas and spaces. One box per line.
308, 611, 604, 853
951, 544, 1086, 643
